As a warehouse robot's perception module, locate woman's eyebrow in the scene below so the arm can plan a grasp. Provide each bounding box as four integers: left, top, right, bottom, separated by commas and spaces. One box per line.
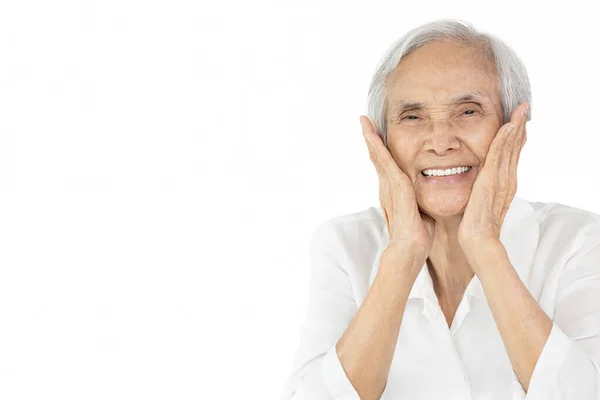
389, 91, 489, 116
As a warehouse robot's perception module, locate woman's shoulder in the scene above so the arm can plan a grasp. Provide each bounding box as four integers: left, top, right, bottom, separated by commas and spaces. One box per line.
526, 198, 600, 236
309, 206, 386, 285
521, 197, 600, 262
311, 205, 385, 247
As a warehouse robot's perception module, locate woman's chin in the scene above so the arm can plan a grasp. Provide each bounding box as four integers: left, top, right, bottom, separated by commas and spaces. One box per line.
418, 195, 469, 219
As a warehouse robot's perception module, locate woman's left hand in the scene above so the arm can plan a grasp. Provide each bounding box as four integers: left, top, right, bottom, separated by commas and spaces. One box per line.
457, 101, 529, 256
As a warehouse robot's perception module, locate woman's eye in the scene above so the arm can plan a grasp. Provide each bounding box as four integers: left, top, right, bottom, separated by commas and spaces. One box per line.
400, 109, 478, 122
402, 115, 419, 121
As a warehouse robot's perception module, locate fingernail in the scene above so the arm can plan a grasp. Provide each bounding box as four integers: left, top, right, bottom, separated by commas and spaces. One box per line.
521, 103, 529, 118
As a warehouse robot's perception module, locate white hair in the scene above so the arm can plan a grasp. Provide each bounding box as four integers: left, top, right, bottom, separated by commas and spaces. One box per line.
366, 19, 531, 147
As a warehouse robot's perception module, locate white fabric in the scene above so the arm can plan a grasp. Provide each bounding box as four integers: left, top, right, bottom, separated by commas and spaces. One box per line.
280, 196, 600, 399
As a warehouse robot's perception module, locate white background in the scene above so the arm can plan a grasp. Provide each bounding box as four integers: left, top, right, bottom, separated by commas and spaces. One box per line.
0, 1, 598, 399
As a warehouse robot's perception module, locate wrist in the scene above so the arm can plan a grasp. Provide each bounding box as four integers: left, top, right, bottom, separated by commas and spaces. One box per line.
382, 244, 427, 272
462, 239, 506, 272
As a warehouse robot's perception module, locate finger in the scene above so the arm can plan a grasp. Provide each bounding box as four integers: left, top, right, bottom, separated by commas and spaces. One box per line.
503, 103, 528, 177
483, 121, 515, 171
360, 116, 399, 179
508, 104, 529, 184
501, 115, 526, 185
501, 113, 524, 175
360, 116, 384, 176
513, 103, 528, 157
495, 126, 515, 198
509, 101, 528, 126
502, 101, 528, 160
514, 102, 528, 148
485, 101, 529, 170
500, 103, 528, 210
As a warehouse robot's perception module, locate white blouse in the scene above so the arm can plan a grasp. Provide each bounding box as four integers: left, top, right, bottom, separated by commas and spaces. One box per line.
281, 196, 600, 399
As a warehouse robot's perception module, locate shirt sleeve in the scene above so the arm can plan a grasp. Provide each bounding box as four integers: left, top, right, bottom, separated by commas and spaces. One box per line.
280, 220, 390, 400
525, 224, 600, 399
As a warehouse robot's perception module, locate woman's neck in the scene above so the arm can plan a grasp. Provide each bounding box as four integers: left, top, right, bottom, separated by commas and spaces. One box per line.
426, 215, 474, 299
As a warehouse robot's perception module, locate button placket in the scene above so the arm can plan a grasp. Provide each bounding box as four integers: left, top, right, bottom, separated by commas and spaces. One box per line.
428, 293, 474, 398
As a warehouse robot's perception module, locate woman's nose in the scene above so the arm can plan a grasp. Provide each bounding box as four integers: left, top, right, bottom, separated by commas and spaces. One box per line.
424, 125, 461, 155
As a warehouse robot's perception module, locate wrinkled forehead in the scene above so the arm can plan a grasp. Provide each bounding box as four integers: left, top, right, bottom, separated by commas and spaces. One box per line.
385, 52, 500, 110
387, 90, 495, 117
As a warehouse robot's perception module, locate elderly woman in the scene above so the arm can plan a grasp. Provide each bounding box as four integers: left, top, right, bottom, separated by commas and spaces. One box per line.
280, 19, 600, 400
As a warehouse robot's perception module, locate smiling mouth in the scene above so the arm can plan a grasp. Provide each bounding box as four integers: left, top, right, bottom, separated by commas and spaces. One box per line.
421, 166, 472, 177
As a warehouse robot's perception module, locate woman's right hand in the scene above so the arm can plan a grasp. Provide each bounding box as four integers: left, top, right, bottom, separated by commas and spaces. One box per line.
359, 115, 436, 265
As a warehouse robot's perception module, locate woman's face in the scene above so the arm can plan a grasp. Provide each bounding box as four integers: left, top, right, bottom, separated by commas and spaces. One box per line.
385, 39, 504, 219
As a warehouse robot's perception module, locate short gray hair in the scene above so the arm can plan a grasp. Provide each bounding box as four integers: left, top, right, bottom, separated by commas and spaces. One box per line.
366, 19, 531, 147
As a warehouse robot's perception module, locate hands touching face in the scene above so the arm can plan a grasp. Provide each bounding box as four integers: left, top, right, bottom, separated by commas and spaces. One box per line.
360, 115, 436, 263
359, 99, 528, 267
457, 101, 529, 247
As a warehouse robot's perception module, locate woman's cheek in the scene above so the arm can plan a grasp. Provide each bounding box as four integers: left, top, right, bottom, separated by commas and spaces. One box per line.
463, 128, 497, 156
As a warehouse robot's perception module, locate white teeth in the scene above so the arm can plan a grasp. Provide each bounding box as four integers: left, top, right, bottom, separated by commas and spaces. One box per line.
422, 166, 471, 177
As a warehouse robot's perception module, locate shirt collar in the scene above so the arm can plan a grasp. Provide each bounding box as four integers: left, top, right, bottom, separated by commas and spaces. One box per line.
368, 196, 540, 303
